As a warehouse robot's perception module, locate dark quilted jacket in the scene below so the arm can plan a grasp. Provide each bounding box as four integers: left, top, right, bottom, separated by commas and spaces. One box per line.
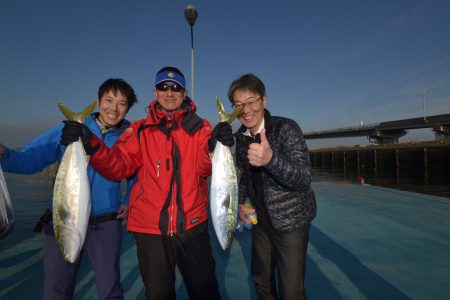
234, 110, 316, 232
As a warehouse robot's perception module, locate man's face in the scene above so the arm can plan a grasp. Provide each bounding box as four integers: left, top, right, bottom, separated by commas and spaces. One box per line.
98, 90, 129, 127
154, 81, 186, 112
232, 88, 266, 134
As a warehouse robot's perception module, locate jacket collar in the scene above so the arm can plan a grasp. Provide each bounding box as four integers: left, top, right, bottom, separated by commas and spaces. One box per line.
145, 98, 197, 127
88, 113, 130, 134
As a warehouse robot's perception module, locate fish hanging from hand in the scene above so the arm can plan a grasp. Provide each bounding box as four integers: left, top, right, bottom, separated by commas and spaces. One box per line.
0, 163, 15, 239
210, 97, 243, 250
53, 101, 96, 263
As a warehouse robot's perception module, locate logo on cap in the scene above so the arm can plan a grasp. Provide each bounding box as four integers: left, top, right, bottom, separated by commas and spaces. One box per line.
168, 72, 174, 78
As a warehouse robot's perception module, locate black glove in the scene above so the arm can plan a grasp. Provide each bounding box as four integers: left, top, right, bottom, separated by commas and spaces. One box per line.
208, 121, 234, 152
61, 120, 99, 155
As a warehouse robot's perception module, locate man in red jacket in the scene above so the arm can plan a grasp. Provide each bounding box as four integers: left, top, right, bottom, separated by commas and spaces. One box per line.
61, 67, 234, 300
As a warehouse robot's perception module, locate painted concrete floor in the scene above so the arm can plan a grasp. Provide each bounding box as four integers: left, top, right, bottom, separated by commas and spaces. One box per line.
1, 181, 450, 299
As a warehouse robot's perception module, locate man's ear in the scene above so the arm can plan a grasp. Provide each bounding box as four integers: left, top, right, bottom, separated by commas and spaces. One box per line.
262, 96, 267, 108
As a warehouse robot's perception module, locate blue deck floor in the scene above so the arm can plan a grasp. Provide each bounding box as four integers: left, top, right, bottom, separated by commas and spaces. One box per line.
1, 181, 450, 299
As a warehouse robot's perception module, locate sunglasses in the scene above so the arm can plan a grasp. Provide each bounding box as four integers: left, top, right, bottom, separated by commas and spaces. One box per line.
155, 83, 185, 92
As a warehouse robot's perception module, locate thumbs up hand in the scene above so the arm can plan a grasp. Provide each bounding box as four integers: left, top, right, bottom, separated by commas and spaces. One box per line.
248, 129, 273, 167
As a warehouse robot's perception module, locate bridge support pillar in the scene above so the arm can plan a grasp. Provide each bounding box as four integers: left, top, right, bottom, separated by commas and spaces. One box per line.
368, 129, 407, 144
433, 125, 450, 141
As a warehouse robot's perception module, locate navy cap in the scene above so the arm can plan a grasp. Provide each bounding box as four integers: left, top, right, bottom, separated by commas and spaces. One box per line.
155, 70, 186, 89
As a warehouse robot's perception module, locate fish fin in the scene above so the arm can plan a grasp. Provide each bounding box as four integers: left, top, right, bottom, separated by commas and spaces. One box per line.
57, 100, 97, 123
216, 97, 244, 123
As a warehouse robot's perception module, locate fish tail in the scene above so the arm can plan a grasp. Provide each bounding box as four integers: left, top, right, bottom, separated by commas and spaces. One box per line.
216, 97, 244, 123
57, 100, 97, 123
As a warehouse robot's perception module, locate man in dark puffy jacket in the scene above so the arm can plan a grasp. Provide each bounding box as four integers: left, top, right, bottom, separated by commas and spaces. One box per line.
223, 73, 316, 300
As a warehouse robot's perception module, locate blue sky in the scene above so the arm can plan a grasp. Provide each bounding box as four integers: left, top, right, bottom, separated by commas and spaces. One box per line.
1, 0, 449, 148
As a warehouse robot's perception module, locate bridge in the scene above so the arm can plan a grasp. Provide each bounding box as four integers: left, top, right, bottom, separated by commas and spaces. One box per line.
304, 113, 450, 144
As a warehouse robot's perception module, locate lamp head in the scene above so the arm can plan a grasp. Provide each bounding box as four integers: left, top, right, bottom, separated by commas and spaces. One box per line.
184, 5, 198, 26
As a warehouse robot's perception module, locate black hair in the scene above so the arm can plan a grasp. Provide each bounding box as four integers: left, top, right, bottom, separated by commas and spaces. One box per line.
156, 66, 185, 79
98, 78, 138, 110
227, 73, 266, 103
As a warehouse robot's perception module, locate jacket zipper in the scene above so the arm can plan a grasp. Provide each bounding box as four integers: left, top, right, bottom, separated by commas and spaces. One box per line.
167, 113, 175, 236
156, 160, 160, 177
170, 190, 175, 236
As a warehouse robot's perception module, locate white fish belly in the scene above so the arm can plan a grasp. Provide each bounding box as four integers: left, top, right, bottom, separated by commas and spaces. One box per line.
210, 142, 239, 250
0, 164, 15, 238
53, 140, 91, 263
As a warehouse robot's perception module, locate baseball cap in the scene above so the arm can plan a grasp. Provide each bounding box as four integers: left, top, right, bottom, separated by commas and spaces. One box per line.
154, 70, 186, 89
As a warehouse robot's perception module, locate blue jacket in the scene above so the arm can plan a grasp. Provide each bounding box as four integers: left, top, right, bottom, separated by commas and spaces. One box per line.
0, 114, 134, 216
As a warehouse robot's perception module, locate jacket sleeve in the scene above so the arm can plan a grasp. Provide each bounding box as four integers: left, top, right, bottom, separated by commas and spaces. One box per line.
122, 173, 137, 205
89, 122, 142, 181
264, 120, 312, 191
197, 120, 213, 177
0, 125, 63, 174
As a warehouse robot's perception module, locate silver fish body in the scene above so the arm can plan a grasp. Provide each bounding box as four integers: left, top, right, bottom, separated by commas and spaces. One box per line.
0, 164, 15, 239
210, 141, 239, 250
53, 139, 91, 263
209, 97, 243, 250
52, 100, 96, 263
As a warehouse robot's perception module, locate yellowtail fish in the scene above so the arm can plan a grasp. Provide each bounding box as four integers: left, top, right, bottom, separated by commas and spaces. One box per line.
0, 164, 15, 239
53, 101, 96, 263
210, 97, 243, 250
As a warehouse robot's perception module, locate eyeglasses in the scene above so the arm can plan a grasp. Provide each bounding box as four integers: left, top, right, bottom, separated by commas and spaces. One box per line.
155, 83, 185, 92
231, 96, 261, 109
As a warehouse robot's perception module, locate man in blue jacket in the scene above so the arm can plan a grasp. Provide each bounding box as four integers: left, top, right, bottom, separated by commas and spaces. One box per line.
0, 78, 137, 300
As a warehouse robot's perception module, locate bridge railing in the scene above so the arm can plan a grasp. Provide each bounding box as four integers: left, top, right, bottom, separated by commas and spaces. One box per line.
305, 122, 380, 135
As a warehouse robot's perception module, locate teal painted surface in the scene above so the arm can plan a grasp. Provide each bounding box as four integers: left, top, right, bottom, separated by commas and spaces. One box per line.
308, 182, 450, 300
1, 182, 450, 299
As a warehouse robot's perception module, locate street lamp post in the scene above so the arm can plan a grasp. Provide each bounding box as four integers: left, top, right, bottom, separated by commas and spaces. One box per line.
422, 88, 428, 120
184, 5, 198, 100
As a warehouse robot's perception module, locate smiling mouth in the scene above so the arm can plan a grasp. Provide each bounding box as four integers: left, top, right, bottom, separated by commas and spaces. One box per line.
241, 114, 253, 121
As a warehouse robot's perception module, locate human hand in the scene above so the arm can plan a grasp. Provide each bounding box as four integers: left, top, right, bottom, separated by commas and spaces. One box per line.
61, 121, 98, 155
239, 203, 255, 224
208, 121, 234, 152
61, 120, 90, 145
116, 204, 128, 220
247, 129, 273, 167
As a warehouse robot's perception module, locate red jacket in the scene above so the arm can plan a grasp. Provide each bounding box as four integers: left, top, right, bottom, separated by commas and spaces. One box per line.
89, 99, 213, 235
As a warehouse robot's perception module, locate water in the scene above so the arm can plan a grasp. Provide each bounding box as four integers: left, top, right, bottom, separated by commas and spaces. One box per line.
2, 167, 449, 252
312, 167, 450, 199
0, 172, 51, 251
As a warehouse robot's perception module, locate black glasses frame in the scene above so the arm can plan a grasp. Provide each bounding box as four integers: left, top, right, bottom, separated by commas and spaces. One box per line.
155, 83, 185, 92
231, 96, 261, 109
